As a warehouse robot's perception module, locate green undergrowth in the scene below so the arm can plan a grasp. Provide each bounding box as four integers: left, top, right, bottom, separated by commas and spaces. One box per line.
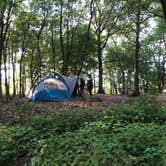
1, 96, 166, 166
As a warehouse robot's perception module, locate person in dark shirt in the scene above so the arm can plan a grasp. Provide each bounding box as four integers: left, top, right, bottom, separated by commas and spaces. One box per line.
72, 81, 79, 98
79, 77, 85, 98
87, 74, 93, 96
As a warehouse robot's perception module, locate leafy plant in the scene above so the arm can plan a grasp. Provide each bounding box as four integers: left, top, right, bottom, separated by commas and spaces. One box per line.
1, 97, 166, 165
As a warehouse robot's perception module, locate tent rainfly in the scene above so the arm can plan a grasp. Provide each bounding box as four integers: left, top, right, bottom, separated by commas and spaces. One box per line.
28, 73, 77, 102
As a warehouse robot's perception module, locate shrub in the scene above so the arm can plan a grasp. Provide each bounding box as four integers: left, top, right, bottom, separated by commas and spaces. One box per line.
11, 99, 35, 112
1, 96, 166, 166
0, 125, 17, 165
30, 123, 166, 166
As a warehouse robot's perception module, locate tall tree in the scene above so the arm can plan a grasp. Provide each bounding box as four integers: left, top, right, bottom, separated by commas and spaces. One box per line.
124, 0, 152, 96
92, 0, 123, 93
0, 0, 19, 98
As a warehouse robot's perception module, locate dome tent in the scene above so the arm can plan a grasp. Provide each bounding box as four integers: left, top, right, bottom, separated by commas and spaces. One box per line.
29, 72, 77, 102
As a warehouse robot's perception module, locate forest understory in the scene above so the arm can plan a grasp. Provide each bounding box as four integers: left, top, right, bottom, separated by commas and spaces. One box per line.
0, 94, 166, 126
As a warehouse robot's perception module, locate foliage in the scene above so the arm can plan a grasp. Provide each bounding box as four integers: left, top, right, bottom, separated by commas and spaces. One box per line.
11, 99, 35, 113
0, 109, 97, 164
0, 97, 166, 165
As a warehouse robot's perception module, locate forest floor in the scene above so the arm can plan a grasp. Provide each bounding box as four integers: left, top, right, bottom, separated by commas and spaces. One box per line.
0, 93, 166, 126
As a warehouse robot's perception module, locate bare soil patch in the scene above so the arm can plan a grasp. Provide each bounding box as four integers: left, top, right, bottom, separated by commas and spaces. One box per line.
0, 94, 165, 125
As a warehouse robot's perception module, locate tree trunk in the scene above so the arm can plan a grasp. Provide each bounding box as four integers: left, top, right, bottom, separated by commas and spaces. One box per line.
19, 34, 26, 96
11, 52, 16, 96
51, 21, 56, 72
144, 61, 149, 93
133, 10, 141, 96
0, 22, 4, 98
157, 67, 165, 93
60, 2, 66, 75
22, 65, 25, 96
157, 76, 164, 93
97, 35, 105, 93
36, 34, 42, 78
36, 13, 47, 78
0, 52, 2, 98
4, 44, 10, 101
160, 0, 166, 20
121, 69, 125, 94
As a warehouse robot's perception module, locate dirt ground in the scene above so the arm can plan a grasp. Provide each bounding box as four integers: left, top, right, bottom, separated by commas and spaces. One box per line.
0, 94, 166, 125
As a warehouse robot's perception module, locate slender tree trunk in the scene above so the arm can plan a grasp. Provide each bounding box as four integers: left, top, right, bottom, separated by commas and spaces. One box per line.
0, 53, 2, 98
121, 69, 125, 94
4, 44, 10, 101
19, 34, 26, 96
97, 36, 105, 93
144, 61, 149, 93
109, 67, 112, 94
51, 22, 56, 72
11, 52, 16, 96
60, 2, 66, 75
30, 52, 34, 87
126, 69, 132, 94
37, 39, 42, 77
65, 18, 70, 75
22, 65, 25, 96
0, 23, 4, 98
93, 71, 96, 94
36, 13, 47, 78
157, 73, 163, 93
19, 56, 23, 96
157, 66, 165, 93
133, 10, 141, 96
29, 44, 35, 88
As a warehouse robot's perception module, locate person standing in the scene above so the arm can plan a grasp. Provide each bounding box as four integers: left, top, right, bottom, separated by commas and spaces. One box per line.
87, 74, 93, 96
79, 77, 85, 98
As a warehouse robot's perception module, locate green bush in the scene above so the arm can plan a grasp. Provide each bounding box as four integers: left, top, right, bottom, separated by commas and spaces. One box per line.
11, 99, 35, 112
1, 97, 166, 166
98, 96, 166, 126
30, 123, 166, 166
0, 125, 17, 165
0, 109, 97, 165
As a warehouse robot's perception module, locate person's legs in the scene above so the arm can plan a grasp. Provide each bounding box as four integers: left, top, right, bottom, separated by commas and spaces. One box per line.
89, 89, 92, 96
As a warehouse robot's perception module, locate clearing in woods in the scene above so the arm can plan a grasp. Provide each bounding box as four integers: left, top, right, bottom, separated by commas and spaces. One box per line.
0, 94, 166, 125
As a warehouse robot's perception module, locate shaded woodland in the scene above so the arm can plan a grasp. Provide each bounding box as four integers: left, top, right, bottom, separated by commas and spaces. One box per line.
0, 0, 166, 101
1, 1, 166, 165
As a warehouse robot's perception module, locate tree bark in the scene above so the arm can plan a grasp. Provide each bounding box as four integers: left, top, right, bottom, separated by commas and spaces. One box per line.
0, 1, 15, 99
0, 47, 2, 98
11, 52, 16, 96
160, 0, 166, 20
4, 41, 10, 101
121, 69, 125, 94
51, 21, 56, 72
157, 66, 165, 93
97, 36, 105, 93
133, 10, 141, 96
19, 29, 27, 96
60, 1, 66, 75
144, 61, 149, 93
0, 14, 4, 98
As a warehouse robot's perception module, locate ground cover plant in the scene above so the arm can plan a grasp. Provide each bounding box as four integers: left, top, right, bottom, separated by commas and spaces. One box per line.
0, 96, 166, 166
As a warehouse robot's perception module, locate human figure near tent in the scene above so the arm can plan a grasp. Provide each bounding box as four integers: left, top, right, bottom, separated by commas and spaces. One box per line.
87, 74, 93, 96
79, 77, 85, 98
72, 81, 79, 98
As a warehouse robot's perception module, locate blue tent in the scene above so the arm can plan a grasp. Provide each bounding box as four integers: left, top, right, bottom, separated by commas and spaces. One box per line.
28, 73, 77, 102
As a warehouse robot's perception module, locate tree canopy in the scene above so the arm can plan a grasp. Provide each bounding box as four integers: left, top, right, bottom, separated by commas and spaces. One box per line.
0, 0, 166, 100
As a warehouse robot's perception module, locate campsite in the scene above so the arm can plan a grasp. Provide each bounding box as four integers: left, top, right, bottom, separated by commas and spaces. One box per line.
1, 0, 166, 166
